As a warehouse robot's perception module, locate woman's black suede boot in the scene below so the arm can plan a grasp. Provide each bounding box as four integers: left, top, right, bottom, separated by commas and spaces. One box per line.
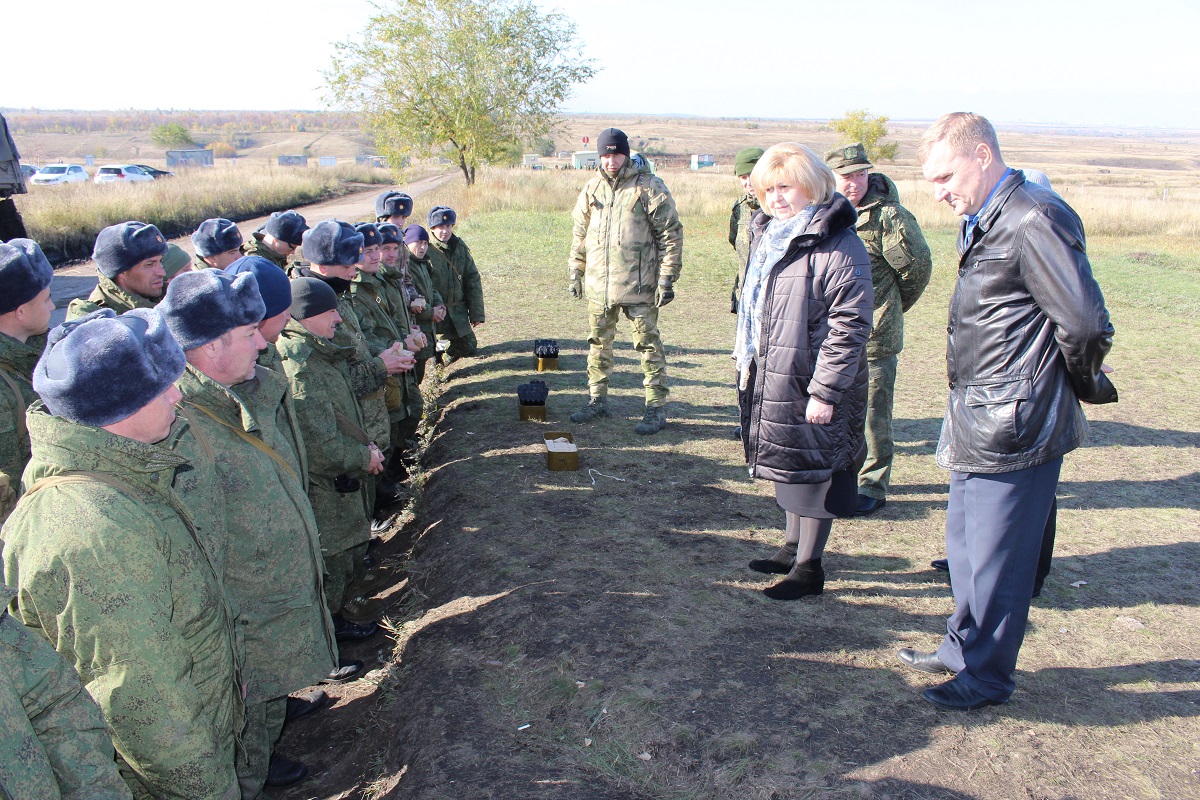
748, 544, 795, 575
763, 558, 824, 600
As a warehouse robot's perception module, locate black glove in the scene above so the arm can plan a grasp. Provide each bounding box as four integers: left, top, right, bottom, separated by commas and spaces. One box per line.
568, 275, 583, 299
655, 282, 675, 308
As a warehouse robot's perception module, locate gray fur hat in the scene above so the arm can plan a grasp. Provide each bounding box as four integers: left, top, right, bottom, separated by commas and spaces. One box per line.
302, 220, 364, 267
92, 221, 169, 278
0, 239, 54, 315
290, 277, 340, 320
158, 269, 266, 351
191, 218, 244, 258
377, 223, 403, 245
375, 191, 413, 219
261, 210, 309, 246
354, 222, 382, 249
34, 308, 186, 427
427, 206, 456, 228
224, 256, 292, 319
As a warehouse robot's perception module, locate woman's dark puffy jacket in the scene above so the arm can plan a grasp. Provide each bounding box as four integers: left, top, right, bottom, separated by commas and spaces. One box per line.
745, 195, 874, 484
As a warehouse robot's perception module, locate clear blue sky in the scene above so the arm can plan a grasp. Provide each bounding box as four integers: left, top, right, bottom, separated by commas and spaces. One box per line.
8, 0, 1199, 128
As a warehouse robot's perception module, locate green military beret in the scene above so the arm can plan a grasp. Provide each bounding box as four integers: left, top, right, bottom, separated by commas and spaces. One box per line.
824, 142, 873, 175
734, 147, 765, 177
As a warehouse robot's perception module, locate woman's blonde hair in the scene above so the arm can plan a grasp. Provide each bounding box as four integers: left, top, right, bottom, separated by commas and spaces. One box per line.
749, 142, 837, 211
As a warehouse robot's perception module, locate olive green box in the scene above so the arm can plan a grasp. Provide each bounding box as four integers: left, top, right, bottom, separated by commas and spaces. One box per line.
543, 431, 578, 471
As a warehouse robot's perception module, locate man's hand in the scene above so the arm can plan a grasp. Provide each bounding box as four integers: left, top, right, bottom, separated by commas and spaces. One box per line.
404, 328, 426, 353
432, 305, 447, 323
381, 343, 416, 374
655, 282, 675, 308
805, 396, 834, 425
367, 444, 385, 475
568, 274, 583, 300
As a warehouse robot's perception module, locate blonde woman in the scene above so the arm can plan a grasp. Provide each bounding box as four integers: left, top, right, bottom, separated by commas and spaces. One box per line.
735, 142, 873, 600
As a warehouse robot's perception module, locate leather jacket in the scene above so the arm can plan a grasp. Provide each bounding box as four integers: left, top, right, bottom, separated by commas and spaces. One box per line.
938, 170, 1117, 474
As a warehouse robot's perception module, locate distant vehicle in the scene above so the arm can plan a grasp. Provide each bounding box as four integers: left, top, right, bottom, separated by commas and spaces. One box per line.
94, 164, 155, 184
29, 163, 89, 185
133, 164, 173, 179
20, 164, 39, 180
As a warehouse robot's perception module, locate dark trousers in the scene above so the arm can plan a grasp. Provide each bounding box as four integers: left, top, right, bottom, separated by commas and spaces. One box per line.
937, 458, 1062, 702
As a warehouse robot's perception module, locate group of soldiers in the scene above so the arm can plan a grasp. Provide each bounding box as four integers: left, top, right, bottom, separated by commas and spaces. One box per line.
0, 189, 484, 799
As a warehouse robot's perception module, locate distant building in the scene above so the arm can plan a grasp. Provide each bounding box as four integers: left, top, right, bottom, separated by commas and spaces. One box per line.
166, 149, 214, 168
572, 150, 598, 170
356, 155, 386, 168
278, 155, 309, 167
690, 154, 715, 170
523, 154, 540, 168
318, 156, 337, 167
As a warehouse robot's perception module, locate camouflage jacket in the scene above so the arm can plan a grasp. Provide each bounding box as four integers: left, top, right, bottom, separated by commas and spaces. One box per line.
728, 193, 760, 309
0, 585, 131, 800
1, 406, 241, 800
241, 232, 289, 271
0, 332, 41, 523
351, 271, 421, 421
255, 341, 283, 373
429, 234, 485, 337
174, 365, 337, 704
275, 320, 373, 556
569, 160, 683, 309
65, 275, 157, 321
854, 173, 933, 358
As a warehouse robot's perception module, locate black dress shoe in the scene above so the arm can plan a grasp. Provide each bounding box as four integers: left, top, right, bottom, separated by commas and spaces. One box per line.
732, 424, 742, 439
265, 753, 309, 788
285, 689, 329, 723
333, 615, 379, 643
855, 494, 886, 515
320, 658, 364, 684
922, 677, 1008, 711
931, 558, 949, 572
897, 647, 953, 674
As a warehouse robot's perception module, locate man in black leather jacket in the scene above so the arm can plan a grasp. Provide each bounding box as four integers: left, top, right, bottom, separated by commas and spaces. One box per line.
897, 112, 1118, 711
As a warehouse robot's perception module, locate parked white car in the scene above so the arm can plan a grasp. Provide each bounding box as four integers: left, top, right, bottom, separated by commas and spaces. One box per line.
29, 164, 89, 185
93, 164, 156, 184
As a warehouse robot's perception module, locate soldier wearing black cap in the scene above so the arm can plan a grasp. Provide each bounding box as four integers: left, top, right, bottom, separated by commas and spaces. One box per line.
243, 210, 309, 270
567, 127, 684, 435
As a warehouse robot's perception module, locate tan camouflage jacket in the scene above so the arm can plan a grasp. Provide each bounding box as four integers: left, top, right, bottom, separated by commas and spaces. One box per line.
854, 173, 933, 358
174, 365, 337, 704
0, 585, 131, 800
0, 332, 41, 523
65, 275, 157, 321
728, 192, 760, 309
569, 160, 683, 308
275, 319, 373, 556
2, 406, 241, 800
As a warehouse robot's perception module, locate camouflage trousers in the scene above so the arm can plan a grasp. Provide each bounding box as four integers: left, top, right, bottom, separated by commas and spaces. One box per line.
236, 696, 286, 800
586, 304, 668, 407
858, 355, 898, 500
324, 542, 370, 616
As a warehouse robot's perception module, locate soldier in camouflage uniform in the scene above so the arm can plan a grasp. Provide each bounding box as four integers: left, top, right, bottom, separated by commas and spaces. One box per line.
0, 583, 132, 800
158, 270, 339, 796
350, 224, 424, 461
404, 226, 447, 383
568, 128, 683, 435
278, 277, 384, 641
242, 210, 308, 271
2, 308, 242, 800
728, 146, 764, 313
381, 223, 437, 383
224, 255, 295, 373
191, 219, 245, 271
0, 240, 53, 522
66, 221, 168, 320
824, 143, 932, 514
427, 206, 485, 360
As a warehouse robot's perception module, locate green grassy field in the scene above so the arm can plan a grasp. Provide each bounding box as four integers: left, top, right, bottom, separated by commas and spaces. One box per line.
279, 167, 1200, 800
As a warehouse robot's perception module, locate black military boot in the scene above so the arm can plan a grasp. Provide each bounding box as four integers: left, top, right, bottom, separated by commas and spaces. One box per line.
569, 397, 609, 423
634, 405, 666, 435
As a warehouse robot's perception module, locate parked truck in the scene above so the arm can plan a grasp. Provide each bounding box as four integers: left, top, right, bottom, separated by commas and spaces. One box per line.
0, 112, 29, 241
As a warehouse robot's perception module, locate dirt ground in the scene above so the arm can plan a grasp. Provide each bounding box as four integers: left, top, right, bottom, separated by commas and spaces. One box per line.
269, 186, 1200, 799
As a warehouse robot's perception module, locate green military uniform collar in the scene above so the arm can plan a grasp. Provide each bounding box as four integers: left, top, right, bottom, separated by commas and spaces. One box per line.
280, 318, 355, 363
742, 191, 760, 211
88, 273, 159, 314
0, 330, 43, 378
177, 363, 268, 436
24, 402, 191, 501
855, 172, 900, 215
243, 232, 290, 270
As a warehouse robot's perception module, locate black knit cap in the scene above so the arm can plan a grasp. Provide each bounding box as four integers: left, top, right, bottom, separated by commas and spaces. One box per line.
597, 128, 630, 157
290, 277, 339, 320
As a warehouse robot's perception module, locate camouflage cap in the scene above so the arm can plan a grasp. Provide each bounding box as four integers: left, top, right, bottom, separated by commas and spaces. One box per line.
824, 142, 873, 176
734, 147, 765, 178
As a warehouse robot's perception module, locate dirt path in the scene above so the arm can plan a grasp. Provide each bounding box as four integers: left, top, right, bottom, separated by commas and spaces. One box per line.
49, 172, 455, 322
